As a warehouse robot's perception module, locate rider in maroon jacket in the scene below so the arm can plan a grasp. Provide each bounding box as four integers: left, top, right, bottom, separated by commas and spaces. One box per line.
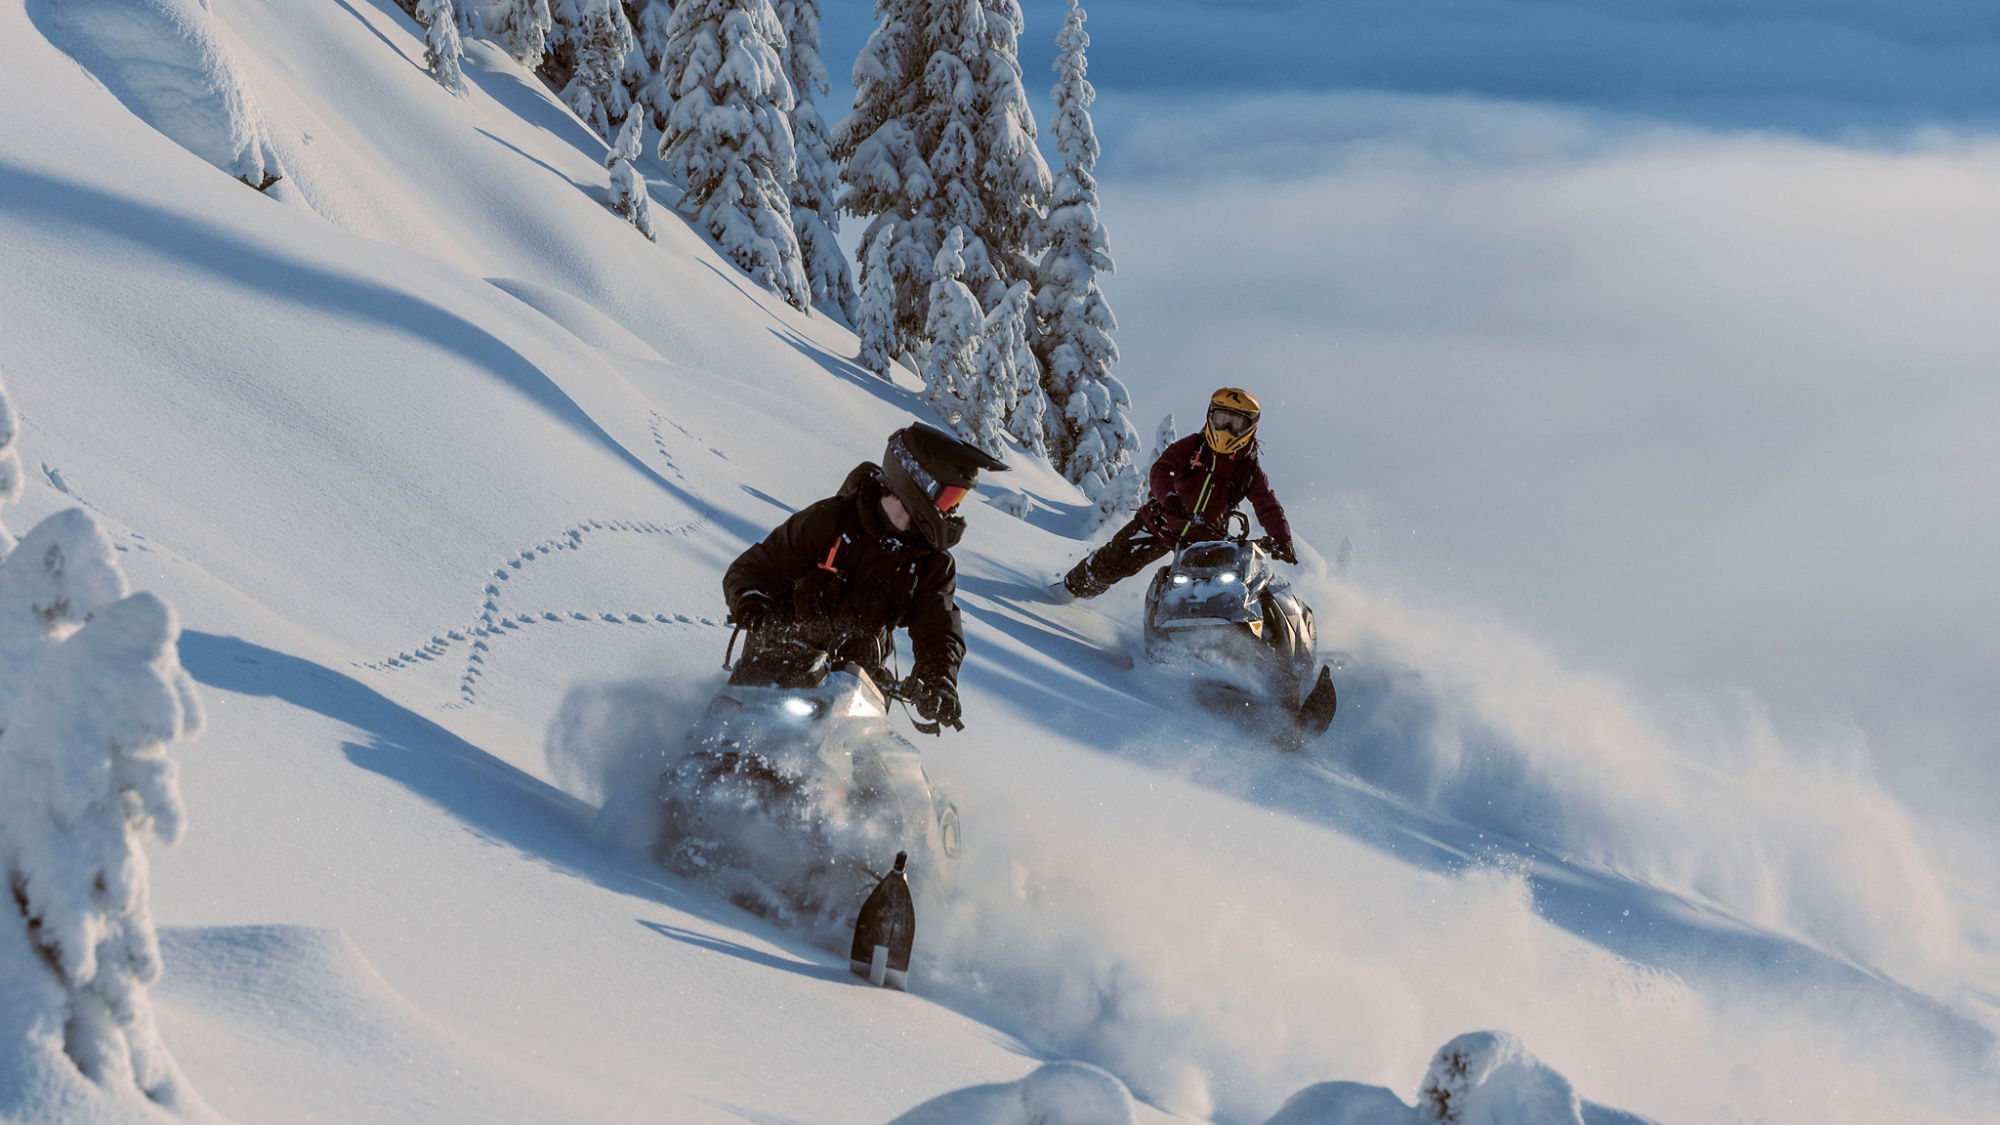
1054, 388, 1295, 601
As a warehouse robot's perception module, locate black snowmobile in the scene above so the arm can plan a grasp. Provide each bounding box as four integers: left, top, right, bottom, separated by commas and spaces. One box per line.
642, 635, 962, 946
1142, 512, 1338, 748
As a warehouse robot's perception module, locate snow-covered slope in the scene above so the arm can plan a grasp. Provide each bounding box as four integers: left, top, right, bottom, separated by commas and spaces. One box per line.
3, 0, 1995, 1121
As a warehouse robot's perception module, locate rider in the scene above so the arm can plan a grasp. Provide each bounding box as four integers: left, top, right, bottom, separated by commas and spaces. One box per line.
1053, 387, 1295, 602
724, 423, 1006, 729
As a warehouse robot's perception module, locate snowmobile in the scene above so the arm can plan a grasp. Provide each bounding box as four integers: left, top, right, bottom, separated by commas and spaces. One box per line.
1141, 512, 1338, 748
644, 634, 962, 944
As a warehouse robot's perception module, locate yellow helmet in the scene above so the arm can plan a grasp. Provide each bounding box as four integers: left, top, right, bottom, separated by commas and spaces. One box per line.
1203, 387, 1261, 454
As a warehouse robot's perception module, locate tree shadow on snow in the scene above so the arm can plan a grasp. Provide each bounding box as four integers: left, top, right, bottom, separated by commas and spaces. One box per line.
176, 631, 823, 948
766, 327, 935, 421
0, 165, 761, 540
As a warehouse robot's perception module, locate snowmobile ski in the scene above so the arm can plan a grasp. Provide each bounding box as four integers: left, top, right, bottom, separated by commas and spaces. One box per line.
1274, 666, 1338, 752
850, 851, 915, 990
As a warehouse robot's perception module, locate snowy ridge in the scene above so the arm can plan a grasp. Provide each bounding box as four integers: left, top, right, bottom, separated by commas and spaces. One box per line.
3, 0, 1997, 1118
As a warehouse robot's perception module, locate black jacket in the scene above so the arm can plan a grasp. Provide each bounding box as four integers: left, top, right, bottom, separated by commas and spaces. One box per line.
723, 464, 965, 684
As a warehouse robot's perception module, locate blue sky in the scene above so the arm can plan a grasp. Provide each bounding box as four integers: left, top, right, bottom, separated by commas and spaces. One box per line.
823, 0, 2000, 133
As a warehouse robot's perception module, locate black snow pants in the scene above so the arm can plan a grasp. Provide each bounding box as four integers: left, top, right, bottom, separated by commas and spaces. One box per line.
1062, 515, 1173, 599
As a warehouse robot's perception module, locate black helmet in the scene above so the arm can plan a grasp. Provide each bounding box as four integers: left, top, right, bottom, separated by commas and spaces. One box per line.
880, 424, 1008, 549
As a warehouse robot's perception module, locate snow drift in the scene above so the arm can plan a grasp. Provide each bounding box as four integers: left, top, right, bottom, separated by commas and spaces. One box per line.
887, 1060, 1136, 1125
31, 0, 282, 188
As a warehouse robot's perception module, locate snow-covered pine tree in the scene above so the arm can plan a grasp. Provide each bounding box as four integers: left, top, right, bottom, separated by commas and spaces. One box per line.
0, 372, 19, 557
558, 0, 635, 139
1037, 0, 1135, 511
967, 280, 1047, 458
657, 0, 812, 310
414, 0, 468, 94
968, 0, 1050, 307
775, 0, 855, 318
0, 588, 203, 1109
922, 228, 983, 434
0, 510, 130, 721
622, 0, 677, 133
855, 224, 900, 374
1154, 413, 1177, 459
491, 0, 554, 67
834, 0, 1051, 371
605, 105, 657, 239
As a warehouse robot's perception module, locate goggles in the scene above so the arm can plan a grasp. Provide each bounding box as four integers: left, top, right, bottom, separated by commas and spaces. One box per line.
933, 484, 969, 513
1207, 407, 1257, 436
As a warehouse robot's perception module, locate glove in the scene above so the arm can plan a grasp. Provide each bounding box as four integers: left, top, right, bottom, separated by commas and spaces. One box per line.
731, 592, 775, 631
912, 676, 962, 728
1268, 538, 1298, 565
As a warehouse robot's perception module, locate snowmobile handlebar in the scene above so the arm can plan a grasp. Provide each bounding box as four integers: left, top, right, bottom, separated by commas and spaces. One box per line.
880, 678, 965, 735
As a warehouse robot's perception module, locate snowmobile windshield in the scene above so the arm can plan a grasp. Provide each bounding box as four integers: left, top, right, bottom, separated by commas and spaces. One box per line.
729, 638, 833, 689
1181, 543, 1241, 569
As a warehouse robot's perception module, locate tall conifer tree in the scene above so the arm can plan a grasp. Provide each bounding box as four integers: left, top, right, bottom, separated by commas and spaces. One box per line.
835, 0, 1050, 374
657, 0, 812, 309
1037, 0, 1134, 511
776, 0, 856, 317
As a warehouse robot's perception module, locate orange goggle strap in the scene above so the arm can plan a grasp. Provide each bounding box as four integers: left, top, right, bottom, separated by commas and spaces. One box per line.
934, 485, 969, 513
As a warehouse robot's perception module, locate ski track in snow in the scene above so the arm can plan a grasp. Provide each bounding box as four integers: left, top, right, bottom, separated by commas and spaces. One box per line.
355, 515, 721, 707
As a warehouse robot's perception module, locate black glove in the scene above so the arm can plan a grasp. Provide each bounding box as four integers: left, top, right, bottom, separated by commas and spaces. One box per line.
1268, 538, 1298, 565
731, 592, 774, 631
912, 676, 962, 728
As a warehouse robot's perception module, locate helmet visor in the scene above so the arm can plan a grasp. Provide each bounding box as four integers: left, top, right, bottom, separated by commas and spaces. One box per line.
934, 484, 970, 513
1208, 407, 1257, 436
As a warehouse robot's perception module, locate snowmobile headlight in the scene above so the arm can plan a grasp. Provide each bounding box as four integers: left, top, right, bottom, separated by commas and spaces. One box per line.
781, 698, 820, 719
1172, 574, 1192, 587
845, 693, 884, 718
1218, 571, 1239, 585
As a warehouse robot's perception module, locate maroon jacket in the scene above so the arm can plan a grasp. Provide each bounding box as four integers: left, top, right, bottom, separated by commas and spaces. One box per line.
1141, 434, 1292, 543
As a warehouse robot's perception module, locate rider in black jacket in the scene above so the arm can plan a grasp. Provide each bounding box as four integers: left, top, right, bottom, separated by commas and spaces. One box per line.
724, 424, 1006, 728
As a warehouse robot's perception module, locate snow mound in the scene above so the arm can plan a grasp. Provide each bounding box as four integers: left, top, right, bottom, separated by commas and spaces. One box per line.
485, 278, 669, 363
1262, 1081, 1414, 1125
31, 0, 281, 188
150, 925, 577, 1124
886, 1060, 1135, 1125
1414, 1031, 1581, 1124
1262, 1032, 1659, 1125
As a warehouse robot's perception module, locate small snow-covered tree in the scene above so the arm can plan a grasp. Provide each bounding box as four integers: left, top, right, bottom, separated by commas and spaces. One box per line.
0, 510, 130, 722
0, 589, 203, 1109
1037, 0, 1134, 512
657, 0, 811, 310
1154, 412, 1177, 459
966, 280, 1047, 458
856, 224, 900, 374
415, 0, 468, 94
776, 0, 855, 318
623, 0, 677, 132
491, 0, 554, 66
559, 0, 635, 139
922, 229, 983, 433
0, 373, 20, 557
834, 0, 1050, 369
605, 105, 657, 239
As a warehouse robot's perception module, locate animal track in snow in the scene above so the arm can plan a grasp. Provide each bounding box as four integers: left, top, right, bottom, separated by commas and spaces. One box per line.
356, 515, 721, 707
649, 410, 729, 468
